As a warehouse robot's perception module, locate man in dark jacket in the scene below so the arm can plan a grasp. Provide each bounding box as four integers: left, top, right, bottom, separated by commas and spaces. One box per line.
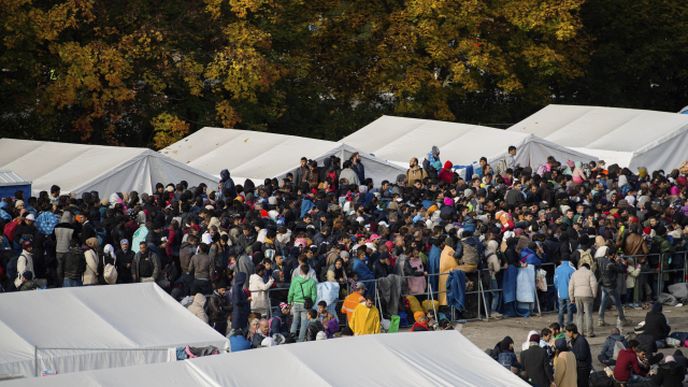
61, 239, 86, 287
231, 272, 250, 331
115, 239, 134, 284
132, 242, 161, 282
644, 302, 671, 347
520, 334, 553, 387
218, 169, 236, 201
598, 254, 631, 327
566, 323, 592, 387
206, 281, 229, 335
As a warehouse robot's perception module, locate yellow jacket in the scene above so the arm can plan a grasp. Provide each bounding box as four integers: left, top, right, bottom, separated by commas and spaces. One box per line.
349, 303, 381, 335
341, 292, 366, 328
438, 245, 458, 305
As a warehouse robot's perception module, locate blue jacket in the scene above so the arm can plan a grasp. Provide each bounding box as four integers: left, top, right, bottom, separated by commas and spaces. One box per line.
554, 261, 575, 300
446, 270, 466, 311
502, 265, 519, 303
519, 248, 542, 267
428, 244, 441, 291
352, 258, 374, 282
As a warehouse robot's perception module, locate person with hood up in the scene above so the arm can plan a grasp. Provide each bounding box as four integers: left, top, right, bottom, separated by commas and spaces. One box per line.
438, 237, 459, 306
187, 293, 209, 323
438, 161, 454, 184
231, 272, 250, 331
643, 302, 671, 348
349, 295, 380, 335
493, 336, 520, 373
218, 169, 236, 201
553, 338, 577, 387
287, 264, 317, 341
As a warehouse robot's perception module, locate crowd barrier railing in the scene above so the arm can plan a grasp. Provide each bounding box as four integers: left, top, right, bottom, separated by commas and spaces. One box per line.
264, 251, 688, 329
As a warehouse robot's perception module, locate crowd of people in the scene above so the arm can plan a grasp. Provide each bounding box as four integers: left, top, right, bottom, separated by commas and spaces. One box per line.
490, 304, 687, 387
2, 144, 688, 383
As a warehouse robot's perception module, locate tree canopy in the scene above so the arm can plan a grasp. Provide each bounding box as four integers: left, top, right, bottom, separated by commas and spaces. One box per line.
1, 0, 686, 148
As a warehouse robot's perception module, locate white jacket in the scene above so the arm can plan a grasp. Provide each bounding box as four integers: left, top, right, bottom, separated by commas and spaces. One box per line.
248, 273, 274, 315
82, 249, 99, 285
14, 250, 34, 288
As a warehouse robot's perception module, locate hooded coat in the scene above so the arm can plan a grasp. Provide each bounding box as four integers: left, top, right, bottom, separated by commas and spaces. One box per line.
644, 303, 671, 341
219, 169, 236, 200
187, 293, 209, 323
438, 161, 454, 184
438, 244, 459, 305
349, 302, 380, 335
231, 272, 250, 330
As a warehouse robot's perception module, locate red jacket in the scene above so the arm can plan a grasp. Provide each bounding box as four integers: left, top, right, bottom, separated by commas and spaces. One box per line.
438, 161, 454, 184
614, 348, 645, 382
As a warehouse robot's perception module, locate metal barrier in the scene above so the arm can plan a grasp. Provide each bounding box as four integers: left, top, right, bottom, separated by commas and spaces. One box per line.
264, 250, 688, 329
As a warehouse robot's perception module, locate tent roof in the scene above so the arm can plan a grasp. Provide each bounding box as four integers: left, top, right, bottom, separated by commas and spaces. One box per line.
508, 104, 688, 153
0, 170, 30, 187
161, 127, 406, 184
341, 115, 595, 167
5, 330, 528, 387
0, 283, 226, 378
0, 139, 216, 196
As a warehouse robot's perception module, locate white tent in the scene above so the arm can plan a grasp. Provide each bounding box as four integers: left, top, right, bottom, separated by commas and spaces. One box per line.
161, 127, 406, 184
0, 283, 227, 379
4, 330, 528, 386
0, 138, 217, 197
508, 104, 688, 171
341, 115, 596, 169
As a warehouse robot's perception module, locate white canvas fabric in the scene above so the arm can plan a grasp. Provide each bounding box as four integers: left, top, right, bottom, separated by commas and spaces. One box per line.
161, 127, 406, 185
0, 283, 227, 378
3, 330, 528, 387
341, 115, 595, 168
0, 139, 216, 196
508, 104, 688, 171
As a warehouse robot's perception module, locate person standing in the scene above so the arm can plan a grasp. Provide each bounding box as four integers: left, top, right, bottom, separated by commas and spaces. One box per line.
14, 241, 34, 289
187, 243, 212, 295
553, 338, 578, 387
349, 295, 381, 336
520, 333, 553, 387
350, 152, 365, 184
231, 272, 250, 332
249, 263, 275, 317
341, 282, 366, 328
132, 242, 161, 283
206, 281, 229, 335
555, 257, 576, 328
566, 323, 592, 387
569, 263, 598, 337
405, 157, 427, 188
115, 239, 134, 284
82, 237, 99, 286
288, 265, 317, 342
598, 252, 632, 327
62, 239, 86, 287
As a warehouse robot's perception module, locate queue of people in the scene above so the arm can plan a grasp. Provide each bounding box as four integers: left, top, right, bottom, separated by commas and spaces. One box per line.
2, 145, 688, 362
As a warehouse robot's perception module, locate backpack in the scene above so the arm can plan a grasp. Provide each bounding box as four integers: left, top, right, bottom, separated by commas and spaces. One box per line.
3, 219, 20, 242
102, 255, 118, 285
422, 159, 438, 180
599, 257, 617, 288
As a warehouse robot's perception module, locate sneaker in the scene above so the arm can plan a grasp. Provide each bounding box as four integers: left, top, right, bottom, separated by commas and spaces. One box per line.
597, 320, 608, 327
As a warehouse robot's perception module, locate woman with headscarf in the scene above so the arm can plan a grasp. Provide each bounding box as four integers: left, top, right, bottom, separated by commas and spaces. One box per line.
553, 338, 578, 387
644, 302, 671, 348
485, 240, 503, 317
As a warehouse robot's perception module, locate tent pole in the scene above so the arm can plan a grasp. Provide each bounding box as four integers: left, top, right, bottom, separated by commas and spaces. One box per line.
34, 346, 38, 377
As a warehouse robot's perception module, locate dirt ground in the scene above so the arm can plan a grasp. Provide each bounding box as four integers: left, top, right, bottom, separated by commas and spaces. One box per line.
460, 304, 688, 370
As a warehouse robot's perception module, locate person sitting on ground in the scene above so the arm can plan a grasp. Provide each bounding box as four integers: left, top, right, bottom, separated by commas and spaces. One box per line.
614, 339, 649, 384
18, 271, 38, 291
549, 322, 565, 341
644, 302, 671, 349
269, 302, 291, 337
305, 309, 324, 341
598, 327, 627, 366
491, 336, 520, 374
251, 319, 271, 348
520, 334, 553, 387
321, 310, 339, 338
539, 328, 554, 360
651, 355, 686, 387
411, 311, 429, 332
